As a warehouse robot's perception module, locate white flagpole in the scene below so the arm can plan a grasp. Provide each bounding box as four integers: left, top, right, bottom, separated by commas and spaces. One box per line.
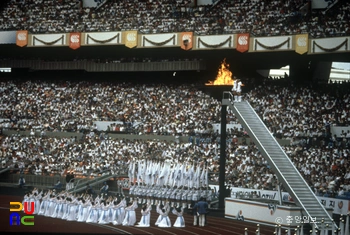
311, 223, 316, 235
277, 225, 281, 235
332, 219, 336, 235
344, 213, 350, 235
340, 216, 345, 235
256, 224, 260, 235
320, 218, 324, 235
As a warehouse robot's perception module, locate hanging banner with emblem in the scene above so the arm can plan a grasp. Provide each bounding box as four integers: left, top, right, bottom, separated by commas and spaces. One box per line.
236, 33, 249, 53
180, 32, 193, 50
295, 34, 308, 55
124, 31, 138, 48
16, 30, 28, 47
69, 32, 81, 50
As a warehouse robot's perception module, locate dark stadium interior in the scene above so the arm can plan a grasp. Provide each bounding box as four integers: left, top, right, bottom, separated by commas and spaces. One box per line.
2, 43, 349, 85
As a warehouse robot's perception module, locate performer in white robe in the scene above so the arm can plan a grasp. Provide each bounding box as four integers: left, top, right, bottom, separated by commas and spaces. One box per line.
156, 201, 171, 228
97, 199, 103, 220
62, 198, 70, 220
122, 200, 138, 226
232, 78, 244, 102
110, 199, 120, 225
75, 198, 84, 220
83, 200, 91, 221
77, 199, 89, 222
38, 191, 50, 215
98, 201, 110, 224
86, 201, 98, 223
51, 196, 61, 218
158, 159, 172, 187
107, 201, 114, 223
112, 197, 126, 225
57, 197, 66, 219
155, 203, 164, 226
62, 197, 73, 220
45, 195, 56, 217
172, 207, 185, 227
66, 198, 78, 221
34, 191, 42, 214
136, 203, 152, 227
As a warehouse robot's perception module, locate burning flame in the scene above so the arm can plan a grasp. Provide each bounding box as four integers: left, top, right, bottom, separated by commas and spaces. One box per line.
206, 59, 234, 85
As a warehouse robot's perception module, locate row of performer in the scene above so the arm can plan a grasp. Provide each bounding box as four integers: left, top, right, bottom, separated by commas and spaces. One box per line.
128, 184, 213, 207
22, 189, 189, 227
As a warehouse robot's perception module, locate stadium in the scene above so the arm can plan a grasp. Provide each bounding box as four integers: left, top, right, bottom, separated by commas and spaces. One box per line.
0, 0, 349, 235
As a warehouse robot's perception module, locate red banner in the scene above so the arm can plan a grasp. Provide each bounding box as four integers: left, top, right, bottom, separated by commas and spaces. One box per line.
180, 32, 193, 50
16, 30, 28, 47
236, 33, 249, 53
69, 32, 81, 50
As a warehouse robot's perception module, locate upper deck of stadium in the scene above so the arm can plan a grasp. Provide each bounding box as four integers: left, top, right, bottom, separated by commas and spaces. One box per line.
0, 0, 349, 38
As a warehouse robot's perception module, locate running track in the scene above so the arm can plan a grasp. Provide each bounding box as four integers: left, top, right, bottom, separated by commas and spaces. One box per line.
0, 195, 276, 235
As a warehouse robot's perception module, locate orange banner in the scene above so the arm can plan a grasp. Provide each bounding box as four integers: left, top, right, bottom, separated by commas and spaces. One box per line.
236, 33, 249, 53
16, 30, 28, 47
180, 32, 193, 50
69, 32, 81, 50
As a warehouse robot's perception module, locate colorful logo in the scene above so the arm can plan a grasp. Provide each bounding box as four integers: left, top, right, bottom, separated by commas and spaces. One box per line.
9, 202, 35, 226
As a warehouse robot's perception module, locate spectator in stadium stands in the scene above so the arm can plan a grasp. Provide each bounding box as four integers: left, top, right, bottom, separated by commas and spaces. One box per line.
0, 0, 349, 37
0, 81, 239, 135
18, 176, 25, 188
54, 180, 62, 190
0, 77, 349, 197
100, 182, 109, 195
86, 183, 94, 195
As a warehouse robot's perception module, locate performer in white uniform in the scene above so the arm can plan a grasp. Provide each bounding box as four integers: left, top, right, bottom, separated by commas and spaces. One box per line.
156, 201, 171, 228
98, 201, 110, 224
232, 78, 244, 102
51, 196, 61, 218
77, 199, 90, 222
66, 197, 78, 221
136, 203, 152, 227
112, 197, 126, 225
86, 201, 99, 223
172, 207, 185, 227
34, 191, 42, 215
122, 200, 138, 226
45, 195, 56, 217
57, 196, 67, 219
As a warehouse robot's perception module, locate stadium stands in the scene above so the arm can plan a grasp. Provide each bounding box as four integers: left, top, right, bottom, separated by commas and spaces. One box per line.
0, 78, 349, 198
0, 80, 238, 134
0, 0, 349, 200
0, 0, 349, 37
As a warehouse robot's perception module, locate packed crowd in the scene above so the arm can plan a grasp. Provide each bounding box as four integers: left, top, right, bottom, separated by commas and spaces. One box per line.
1, 129, 350, 199
0, 80, 236, 135
245, 83, 350, 139
20, 188, 188, 227
1, 79, 349, 139
0, 0, 349, 37
0, 76, 350, 198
